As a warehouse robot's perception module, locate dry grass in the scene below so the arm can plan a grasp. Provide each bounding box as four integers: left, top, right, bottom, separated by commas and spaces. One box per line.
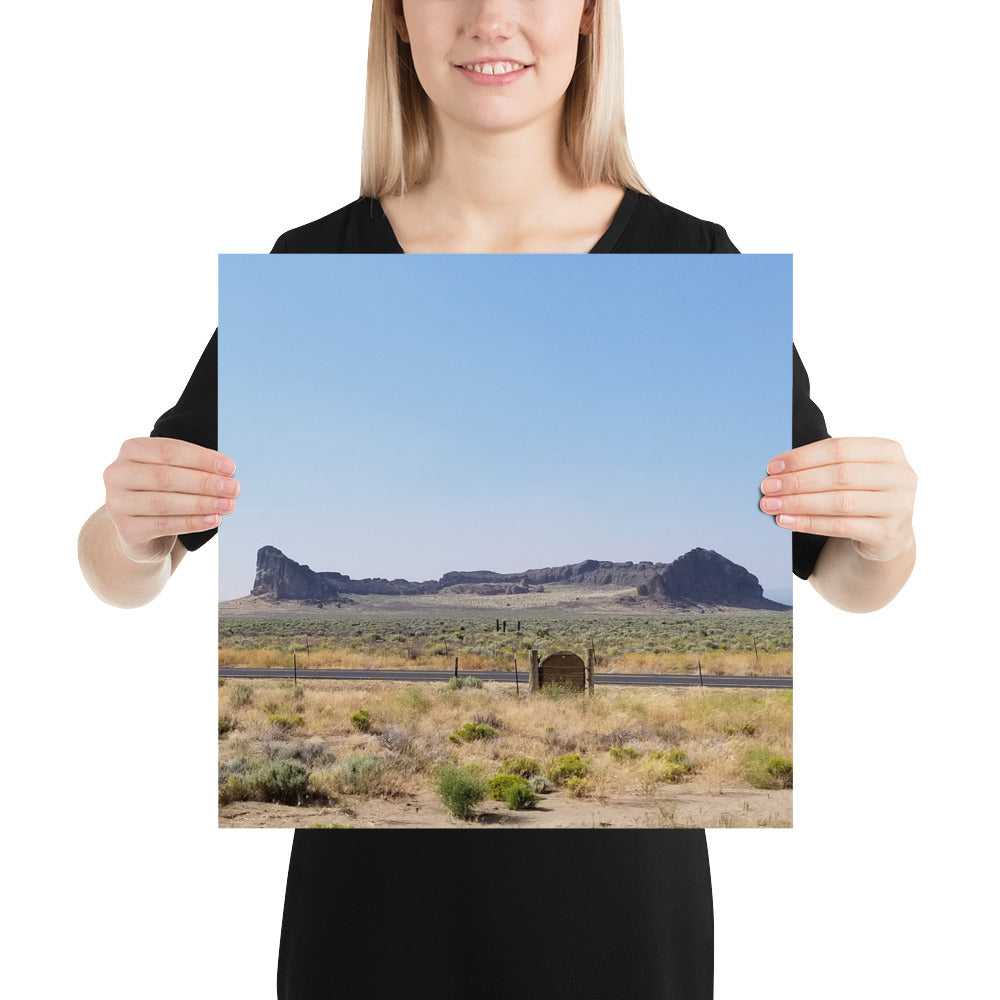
219, 645, 791, 677
219, 677, 791, 827
219, 647, 494, 672
608, 650, 791, 676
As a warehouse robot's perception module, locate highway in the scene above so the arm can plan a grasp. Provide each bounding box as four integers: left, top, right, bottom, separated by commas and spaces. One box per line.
218, 667, 792, 689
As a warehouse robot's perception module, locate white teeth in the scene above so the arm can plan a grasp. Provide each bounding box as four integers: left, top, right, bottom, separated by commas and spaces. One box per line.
464, 61, 525, 75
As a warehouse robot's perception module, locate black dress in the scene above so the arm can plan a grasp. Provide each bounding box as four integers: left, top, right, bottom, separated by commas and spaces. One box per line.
153, 189, 829, 999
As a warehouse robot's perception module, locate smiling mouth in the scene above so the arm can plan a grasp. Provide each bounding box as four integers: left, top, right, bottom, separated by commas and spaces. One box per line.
457, 61, 528, 76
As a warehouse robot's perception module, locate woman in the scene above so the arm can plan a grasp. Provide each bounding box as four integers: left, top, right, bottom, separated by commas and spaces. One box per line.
79, 2, 916, 996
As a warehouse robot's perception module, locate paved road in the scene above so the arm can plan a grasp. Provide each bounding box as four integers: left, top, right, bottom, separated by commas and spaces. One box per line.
218, 667, 791, 689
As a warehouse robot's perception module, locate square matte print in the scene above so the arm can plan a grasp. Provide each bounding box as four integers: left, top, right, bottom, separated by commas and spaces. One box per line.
218, 254, 793, 829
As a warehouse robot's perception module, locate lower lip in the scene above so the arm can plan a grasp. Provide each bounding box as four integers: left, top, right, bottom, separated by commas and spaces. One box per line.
455, 65, 530, 87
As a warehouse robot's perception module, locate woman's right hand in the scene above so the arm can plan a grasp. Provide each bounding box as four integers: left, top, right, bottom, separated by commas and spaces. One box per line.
103, 437, 240, 562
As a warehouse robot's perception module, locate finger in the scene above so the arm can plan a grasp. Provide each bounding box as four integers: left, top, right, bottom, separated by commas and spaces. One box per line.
113, 512, 224, 549
772, 512, 883, 541
113, 490, 239, 518
108, 461, 241, 499
771, 512, 912, 560
119, 437, 236, 477
760, 462, 913, 497
760, 490, 895, 518
767, 437, 905, 476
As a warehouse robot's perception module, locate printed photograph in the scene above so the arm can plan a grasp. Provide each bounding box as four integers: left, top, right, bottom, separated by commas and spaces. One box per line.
218, 254, 793, 829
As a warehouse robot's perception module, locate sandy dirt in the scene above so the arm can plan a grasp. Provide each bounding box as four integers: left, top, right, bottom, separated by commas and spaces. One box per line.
218, 781, 791, 830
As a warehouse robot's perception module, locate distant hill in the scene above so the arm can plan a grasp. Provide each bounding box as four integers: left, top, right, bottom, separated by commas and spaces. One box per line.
249, 546, 789, 611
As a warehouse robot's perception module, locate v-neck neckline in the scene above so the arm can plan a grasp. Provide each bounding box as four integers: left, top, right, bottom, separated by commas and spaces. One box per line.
372, 188, 639, 254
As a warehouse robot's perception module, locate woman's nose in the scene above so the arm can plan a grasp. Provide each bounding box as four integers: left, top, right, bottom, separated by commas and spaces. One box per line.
464, 0, 517, 43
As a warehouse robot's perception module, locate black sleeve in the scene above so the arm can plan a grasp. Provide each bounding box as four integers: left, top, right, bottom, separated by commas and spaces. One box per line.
148, 235, 287, 552
150, 331, 219, 552
711, 224, 739, 254
725, 231, 830, 580
791, 344, 831, 580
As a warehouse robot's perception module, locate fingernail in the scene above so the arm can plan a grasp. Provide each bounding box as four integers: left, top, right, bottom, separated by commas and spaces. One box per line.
202, 514, 221, 526
776, 514, 796, 526
761, 478, 782, 493
767, 459, 785, 474
216, 457, 236, 475
761, 497, 782, 512
218, 478, 240, 496
214, 498, 234, 513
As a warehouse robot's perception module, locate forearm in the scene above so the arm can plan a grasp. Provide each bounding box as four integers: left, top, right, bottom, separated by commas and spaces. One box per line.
808, 534, 916, 613
78, 506, 186, 609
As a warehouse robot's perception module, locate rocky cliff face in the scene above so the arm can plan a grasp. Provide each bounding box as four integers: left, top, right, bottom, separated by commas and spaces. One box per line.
438, 559, 672, 590
638, 547, 788, 610
251, 546, 342, 602
249, 545, 789, 610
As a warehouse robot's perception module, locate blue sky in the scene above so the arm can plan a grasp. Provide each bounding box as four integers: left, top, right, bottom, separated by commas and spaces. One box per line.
219, 254, 791, 602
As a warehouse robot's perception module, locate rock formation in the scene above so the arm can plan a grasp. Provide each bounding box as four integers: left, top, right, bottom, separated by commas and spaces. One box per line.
249, 545, 789, 610
251, 545, 342, 602
637, 547, 787, 610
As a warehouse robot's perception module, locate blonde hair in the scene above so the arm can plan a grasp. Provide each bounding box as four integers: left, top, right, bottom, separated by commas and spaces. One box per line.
360, 0, 649, 198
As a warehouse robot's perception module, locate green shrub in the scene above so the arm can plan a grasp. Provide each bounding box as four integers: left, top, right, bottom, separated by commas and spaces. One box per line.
253, 759, 310, 804
229, 682, 254, 708
448, 722, 497, 743
280, 683, 305, 703
437, 764, 487, 820
504, 779, 538, 810
488, 774, 538, 810
501, 754, 540, 777
218, 774, 254, 805
335, 756, 384, 796
350, 709, 372, 733
609, 746, 638, 761
219, 758, 309, 806
218, 715, 236, 736
721, 723, 758, 737
564, 776, 590, 798
447, 676, 483, 690
644, 749, 694, 784
396, 686, 431, 713
268, 714, 305, 731
744, 748, 793, 789
546, 753, 589, 785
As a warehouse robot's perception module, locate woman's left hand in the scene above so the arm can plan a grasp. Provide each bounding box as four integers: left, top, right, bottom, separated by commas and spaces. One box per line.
760, 437, 917, 562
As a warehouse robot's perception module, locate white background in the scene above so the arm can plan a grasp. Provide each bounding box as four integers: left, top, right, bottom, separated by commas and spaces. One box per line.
3, 2, 996, 997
